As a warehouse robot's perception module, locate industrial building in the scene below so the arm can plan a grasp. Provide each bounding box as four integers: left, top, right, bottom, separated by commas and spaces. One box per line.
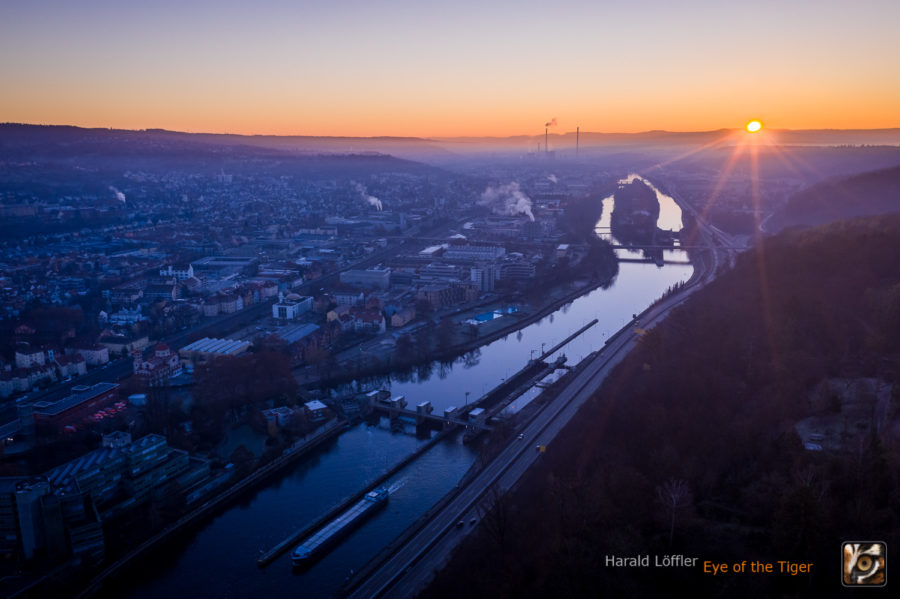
339, 267, 391, 290
443, 245, 506, 262
30, 383, 119, 436
273, 323, 321, 345
178, 337, 251, 364
190, 256, 259, 277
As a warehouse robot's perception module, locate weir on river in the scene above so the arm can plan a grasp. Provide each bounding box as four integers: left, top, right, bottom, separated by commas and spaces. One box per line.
108, 176, 694, 599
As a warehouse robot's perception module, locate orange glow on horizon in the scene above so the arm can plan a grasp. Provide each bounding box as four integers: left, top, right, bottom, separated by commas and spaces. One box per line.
3, 114, 899, 139
3, 95, 900, 139
2, 2, 899, 138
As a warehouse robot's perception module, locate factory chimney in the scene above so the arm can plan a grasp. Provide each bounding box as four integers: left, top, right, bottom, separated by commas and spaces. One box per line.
545, 127, 548, 154
576, 126, 579, 156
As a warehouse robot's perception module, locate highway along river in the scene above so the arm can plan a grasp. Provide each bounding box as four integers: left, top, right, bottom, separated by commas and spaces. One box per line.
108, 175, 693, 599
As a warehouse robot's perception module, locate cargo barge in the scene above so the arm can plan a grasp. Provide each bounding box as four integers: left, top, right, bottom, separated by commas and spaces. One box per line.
291, 487, 389, 567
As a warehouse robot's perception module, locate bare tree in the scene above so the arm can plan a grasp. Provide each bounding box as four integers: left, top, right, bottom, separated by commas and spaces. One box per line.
478, 482, 512, 561
655, 478, 692, 545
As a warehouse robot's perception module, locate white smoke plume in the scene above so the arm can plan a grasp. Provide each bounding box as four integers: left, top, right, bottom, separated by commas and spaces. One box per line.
547, 174, 558, 183
109, 186, 126, 203
352, 182, 383, 211
545, 118, 557, 127
479, 182, 534, 221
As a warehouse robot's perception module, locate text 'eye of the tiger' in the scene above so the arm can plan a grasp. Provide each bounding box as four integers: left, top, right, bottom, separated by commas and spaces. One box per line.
857, 556, 873, 571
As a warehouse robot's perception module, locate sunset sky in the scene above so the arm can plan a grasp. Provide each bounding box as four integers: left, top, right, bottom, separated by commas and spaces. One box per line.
2, 0, 898, 137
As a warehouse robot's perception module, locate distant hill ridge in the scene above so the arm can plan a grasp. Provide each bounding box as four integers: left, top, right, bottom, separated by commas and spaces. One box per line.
4, 123, 900, 153
773, 164, 900, 231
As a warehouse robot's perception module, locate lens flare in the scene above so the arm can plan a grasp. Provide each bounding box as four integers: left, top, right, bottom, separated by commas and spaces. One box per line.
746, 120, 762, 133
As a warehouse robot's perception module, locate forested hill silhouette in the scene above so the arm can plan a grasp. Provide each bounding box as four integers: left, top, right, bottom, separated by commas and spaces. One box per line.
424, 214, 900, 598
773, 164, 900, 232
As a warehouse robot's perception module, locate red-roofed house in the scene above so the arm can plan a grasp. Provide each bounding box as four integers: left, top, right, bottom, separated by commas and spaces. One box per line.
133, 343, 181, 387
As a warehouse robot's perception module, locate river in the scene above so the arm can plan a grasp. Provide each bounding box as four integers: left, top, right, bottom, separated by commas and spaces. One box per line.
110, 175, 692, 599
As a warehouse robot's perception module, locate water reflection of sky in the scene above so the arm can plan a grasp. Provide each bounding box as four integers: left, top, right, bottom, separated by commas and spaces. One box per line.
383, 174, 693, 411
594, 173, 686, 260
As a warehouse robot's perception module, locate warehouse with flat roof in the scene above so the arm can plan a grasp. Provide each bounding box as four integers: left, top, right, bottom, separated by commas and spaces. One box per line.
178, 338, 250, 363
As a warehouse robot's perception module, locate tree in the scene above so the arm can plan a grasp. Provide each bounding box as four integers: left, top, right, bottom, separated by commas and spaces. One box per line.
655, 478, 692, 546
414, 326, 433, 355
395, 334, 414, 363
193, 351, 298, 424
229, 444, 255, 478
415, 298, 434, 320
477, 482, 513, 562
436, 317, 455, 351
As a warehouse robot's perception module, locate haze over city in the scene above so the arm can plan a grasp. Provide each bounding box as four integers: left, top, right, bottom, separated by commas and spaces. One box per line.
2, 0, 899, 137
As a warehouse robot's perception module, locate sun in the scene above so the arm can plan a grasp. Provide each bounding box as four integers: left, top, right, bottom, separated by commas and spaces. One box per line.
746, 120, 763, 133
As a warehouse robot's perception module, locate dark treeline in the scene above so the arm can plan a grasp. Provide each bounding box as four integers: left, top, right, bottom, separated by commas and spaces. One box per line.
423, 214, 900, 598
610, 178, 660, 245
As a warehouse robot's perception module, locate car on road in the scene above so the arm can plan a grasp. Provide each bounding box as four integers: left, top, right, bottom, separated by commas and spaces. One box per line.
469, 518, 477, 525
456, 520, 464, 528
517, 433, 525, 440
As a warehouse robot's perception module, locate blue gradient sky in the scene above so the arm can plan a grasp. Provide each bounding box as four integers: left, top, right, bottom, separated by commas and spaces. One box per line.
1, 0, 898, 136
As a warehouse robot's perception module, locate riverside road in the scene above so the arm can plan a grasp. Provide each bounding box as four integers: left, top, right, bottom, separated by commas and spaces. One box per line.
346, 221, 731, 599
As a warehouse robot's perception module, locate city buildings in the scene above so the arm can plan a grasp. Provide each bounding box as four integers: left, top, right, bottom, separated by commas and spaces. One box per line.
340, 267, 392, 290
443, 245, 506, 262
159, 264, 195, 280
0, 432, 212, 566
470, 265, 497, 292
272, 294, 313, 320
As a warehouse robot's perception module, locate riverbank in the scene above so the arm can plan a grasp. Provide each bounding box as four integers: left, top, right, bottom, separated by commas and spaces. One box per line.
63, 419, 348, 599
338, 313, 624, 597
302, 273, 615, 390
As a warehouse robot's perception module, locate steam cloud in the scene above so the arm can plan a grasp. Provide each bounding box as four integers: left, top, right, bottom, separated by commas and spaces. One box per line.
352, 182, 383, 211
547, 174, 558, 183
545, 118, 557, 127
479, 182, 534, 221
109, 186, 126, 203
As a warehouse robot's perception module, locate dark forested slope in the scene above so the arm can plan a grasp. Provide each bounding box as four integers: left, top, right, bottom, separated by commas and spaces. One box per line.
424, 214, 900, 598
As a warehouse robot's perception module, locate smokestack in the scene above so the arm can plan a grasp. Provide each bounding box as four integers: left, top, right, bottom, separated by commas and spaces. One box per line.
545, 127, 548, 154
576, 126, 579, 156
